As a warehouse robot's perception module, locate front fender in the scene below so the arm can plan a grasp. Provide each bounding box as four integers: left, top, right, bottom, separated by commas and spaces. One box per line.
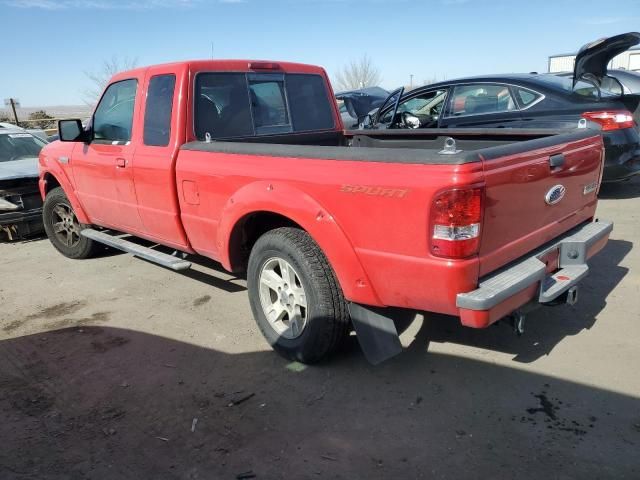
217, 181, 383, 306
39, 149, 90, 224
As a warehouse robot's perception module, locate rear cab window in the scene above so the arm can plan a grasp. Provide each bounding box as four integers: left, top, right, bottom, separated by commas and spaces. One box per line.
193, 71, 335, 140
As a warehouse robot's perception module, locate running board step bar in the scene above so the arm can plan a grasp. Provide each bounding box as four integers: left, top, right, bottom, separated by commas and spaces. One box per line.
81, 229, 192, 271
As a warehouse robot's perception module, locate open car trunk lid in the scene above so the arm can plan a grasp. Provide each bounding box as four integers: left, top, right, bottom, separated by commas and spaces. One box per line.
574, 32, 640, 87
621, 93, 640, 126
477, 131, 604, 276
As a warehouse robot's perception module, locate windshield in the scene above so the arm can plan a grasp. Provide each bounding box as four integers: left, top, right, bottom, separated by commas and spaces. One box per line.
0, 133, 46, 163
538, 75, 619, 99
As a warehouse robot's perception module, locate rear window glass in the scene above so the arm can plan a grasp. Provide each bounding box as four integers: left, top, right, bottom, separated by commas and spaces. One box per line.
286, 74, 335, 131
248, 74, 291, 135
536, 75, 618, 99
194, 72, 334, 140
144, 74, 176, 147
195, 73, 253, 139
0, 133, 45, 163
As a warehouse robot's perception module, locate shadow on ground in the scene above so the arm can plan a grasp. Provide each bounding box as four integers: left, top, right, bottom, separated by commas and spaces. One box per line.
0, 323, 638, 480
599, 175, 640, 199
410, 239, 632, 362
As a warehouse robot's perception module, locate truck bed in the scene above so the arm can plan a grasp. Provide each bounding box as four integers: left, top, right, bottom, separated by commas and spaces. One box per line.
176, 129, 604, 316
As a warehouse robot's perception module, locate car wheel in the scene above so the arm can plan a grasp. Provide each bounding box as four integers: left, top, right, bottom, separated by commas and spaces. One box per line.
43, 187, 99, 259
247, 227, 350, 363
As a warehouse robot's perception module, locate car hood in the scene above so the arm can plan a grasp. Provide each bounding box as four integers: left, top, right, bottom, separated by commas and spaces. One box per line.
574, 32, 640, 87
0, 157, 40, 181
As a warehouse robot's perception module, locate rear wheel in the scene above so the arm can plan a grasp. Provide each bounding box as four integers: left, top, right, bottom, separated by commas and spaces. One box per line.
247, 227, 349, 363
43, 187, 99, 259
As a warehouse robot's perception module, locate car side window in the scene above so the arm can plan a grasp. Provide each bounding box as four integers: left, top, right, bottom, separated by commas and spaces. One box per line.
144, 74, 176, 147
379, 89, 447, 124
445, 84, 516, 117
513, 87, 542, 108
93, 79, 137, 142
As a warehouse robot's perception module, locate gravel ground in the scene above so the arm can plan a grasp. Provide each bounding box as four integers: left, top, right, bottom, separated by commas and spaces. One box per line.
0, 177, 639, 479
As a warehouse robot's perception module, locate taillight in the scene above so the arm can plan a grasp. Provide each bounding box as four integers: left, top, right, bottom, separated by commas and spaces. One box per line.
582, 110, 636, 131
430, 187, 483, 259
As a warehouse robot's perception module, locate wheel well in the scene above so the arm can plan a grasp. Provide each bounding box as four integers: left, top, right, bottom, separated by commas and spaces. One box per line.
228, 212, 303, 272
44, 173, 61, 195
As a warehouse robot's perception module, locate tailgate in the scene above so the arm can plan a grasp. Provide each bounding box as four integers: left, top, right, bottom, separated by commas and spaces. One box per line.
478, 131, 604, 276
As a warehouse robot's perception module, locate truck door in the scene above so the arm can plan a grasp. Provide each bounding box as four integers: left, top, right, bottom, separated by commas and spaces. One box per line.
71, 78, 144, 230
129, 65, 190, 249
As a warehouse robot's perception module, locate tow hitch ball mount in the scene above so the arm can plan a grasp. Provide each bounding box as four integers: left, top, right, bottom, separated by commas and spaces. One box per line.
510, 311, 526, 336
508, 285, 579, 335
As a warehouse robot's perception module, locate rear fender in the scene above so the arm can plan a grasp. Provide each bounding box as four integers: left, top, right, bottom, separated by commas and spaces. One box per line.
217, 181, 383, 306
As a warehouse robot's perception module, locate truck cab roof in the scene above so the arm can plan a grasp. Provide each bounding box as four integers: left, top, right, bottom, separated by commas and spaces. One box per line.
111, 59, 329, 83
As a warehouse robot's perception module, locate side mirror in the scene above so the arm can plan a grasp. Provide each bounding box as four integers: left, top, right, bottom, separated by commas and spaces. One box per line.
358, 113, 374, 130
401, 112, 421, 129
58, 119, 88, 142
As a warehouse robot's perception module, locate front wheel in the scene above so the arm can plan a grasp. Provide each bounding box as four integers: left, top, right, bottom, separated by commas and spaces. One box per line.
43, 187, 99, 259
247, 227, 350, 363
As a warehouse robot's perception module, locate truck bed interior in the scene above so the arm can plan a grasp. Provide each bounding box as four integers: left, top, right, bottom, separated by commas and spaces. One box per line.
182, 129, 597, 165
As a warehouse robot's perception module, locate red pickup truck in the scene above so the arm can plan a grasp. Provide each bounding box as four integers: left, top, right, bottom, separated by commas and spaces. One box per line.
39, 60, 612, 364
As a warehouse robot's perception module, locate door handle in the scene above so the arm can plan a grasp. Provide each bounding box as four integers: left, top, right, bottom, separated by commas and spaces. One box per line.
115, 157, 127, 168
549, 154, 565, 168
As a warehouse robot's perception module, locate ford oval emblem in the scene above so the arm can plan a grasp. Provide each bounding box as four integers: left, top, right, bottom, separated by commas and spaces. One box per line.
545, 185, 566, 205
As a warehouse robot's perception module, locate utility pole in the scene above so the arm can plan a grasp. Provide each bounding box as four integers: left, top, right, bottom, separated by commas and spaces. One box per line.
211, 42, 214, 60
3, 98, 20, 125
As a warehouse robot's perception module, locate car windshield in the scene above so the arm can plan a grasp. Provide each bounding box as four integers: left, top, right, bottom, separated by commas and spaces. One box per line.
0, 133, 46, 163
537, 75, 619, 99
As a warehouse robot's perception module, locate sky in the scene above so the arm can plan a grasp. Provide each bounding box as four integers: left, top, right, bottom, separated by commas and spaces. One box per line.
1, 0, 639, 107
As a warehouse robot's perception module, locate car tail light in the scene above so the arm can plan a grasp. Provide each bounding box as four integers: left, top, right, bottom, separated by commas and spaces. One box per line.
582, 110, 636, 131
431, 187, 483, 259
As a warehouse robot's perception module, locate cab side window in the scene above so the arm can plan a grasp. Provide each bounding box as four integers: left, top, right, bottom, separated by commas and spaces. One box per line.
93, 79, 138, 142
144, 74, 176, 147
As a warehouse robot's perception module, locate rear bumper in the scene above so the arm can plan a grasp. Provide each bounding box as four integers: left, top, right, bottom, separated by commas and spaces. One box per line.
456, 220, 613, 328
602, 128, 640, 182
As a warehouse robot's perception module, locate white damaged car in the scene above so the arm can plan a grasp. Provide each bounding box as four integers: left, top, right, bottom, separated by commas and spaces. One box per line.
0, 128, 47, 240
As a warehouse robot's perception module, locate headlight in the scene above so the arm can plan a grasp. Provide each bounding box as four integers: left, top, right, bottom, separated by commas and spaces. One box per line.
0, 197, 19, 211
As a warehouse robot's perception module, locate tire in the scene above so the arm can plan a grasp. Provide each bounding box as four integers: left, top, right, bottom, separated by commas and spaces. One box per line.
247, 227, 350, 363
43, 187, 99, 259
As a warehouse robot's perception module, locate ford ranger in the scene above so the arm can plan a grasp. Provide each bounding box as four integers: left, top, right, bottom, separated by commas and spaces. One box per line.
39, 60, 612, 364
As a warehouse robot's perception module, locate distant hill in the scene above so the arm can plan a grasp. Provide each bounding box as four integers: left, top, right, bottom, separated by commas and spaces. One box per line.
0, 105, 93, 120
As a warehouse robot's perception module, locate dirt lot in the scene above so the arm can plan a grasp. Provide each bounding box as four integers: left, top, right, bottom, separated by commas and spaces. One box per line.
1, 178, 639, 480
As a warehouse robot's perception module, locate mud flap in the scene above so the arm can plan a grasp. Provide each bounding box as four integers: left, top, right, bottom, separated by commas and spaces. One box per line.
348, 303, 403, 365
